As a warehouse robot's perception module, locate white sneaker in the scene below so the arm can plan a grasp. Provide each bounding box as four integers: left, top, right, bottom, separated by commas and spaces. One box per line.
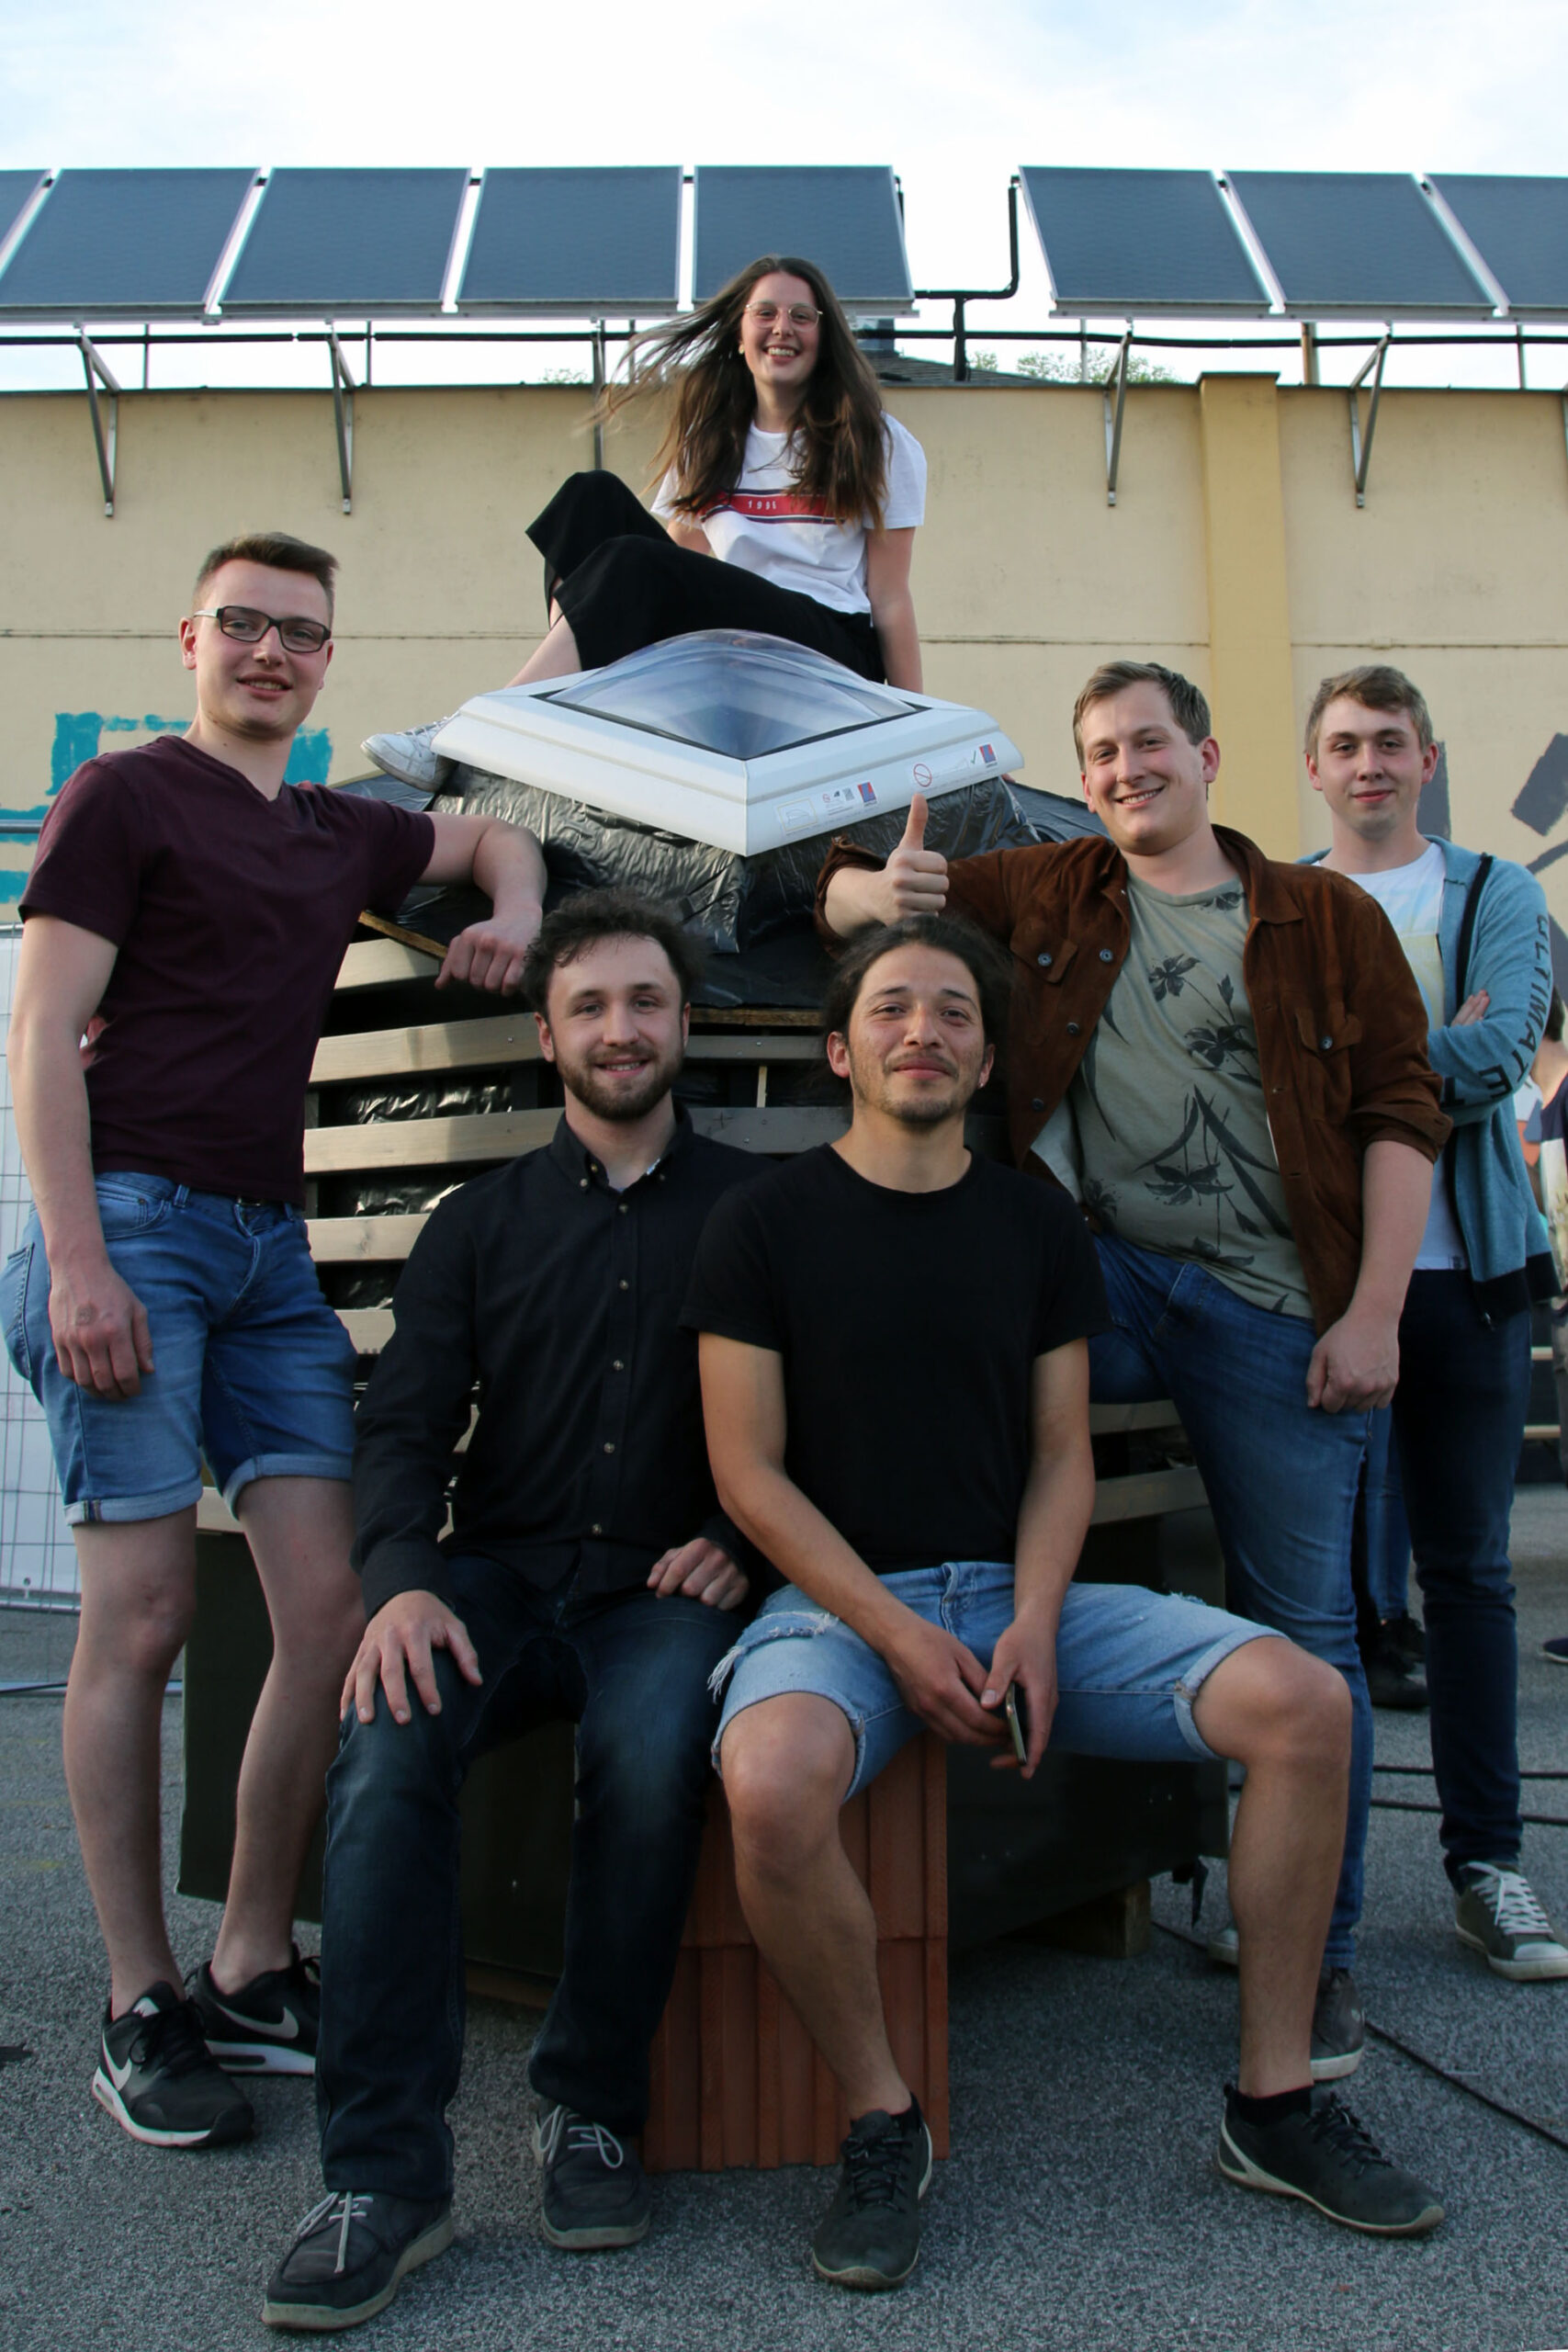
1454, 1863, 1568, 1981
361, 718, 453, 790
1206, 1920, 1239, 1969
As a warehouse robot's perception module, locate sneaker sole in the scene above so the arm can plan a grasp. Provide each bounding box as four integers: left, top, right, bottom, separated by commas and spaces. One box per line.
539, 2210, 651, 2252
1456, 1925, 1568, 1981
1309, 2043, 1365, 2083
92, 2066, 253, 2149
203, 2037, 316, 2077
1216, 2119, 1444, 2236
809, 2127, 934, 2291
261, 2210, 454, 2331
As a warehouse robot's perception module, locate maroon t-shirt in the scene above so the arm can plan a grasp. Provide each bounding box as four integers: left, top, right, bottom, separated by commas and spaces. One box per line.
20, 736, 435, 1204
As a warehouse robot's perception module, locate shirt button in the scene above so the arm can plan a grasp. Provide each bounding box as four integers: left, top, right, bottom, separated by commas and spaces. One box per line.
579, 1178, 588, 1190
1037, 951, 1053, 967
591, 1521, 604, 1535
1066, 1021, 1081, 1036
1320, 1035, 1334, 1051
618, 1203, 628, 1215
1099, 948, 1113, 962
1031, 1097, 1044, 1113
618, 1279, 629, 1291
612, 1359, 625, 1372
603, 1441, 615, 1454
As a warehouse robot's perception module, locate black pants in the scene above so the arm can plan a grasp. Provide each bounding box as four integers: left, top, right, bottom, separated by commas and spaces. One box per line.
316, 1554, 732, 2199
527, 470, 885, 680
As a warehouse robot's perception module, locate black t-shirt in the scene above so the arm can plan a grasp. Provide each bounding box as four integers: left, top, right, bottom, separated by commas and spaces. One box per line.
682, 1145, 1110, 1575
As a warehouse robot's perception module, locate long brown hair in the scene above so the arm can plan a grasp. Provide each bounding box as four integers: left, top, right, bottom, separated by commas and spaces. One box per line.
601, 254, 891, 526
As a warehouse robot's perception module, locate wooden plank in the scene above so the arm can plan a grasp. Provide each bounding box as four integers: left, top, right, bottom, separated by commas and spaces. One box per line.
692, 1105, 849, 1152
1088, 1400, 1184, 1435
311, 1014, 540, 1086
307, 1214, 429, 1263
335, 939, 435, 990
922, 1732, 948, 1942
1089, 1465, 1207, 1523
304, 1110, 558, 1173
691, 1007, 819, 1030
197, 1489, 240, 1534
340, 1308, 395, 1353
720, 1947, 758, 2169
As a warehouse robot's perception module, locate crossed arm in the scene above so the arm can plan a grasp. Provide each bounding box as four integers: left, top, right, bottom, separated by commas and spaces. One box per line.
697, 1330, 1096, 1775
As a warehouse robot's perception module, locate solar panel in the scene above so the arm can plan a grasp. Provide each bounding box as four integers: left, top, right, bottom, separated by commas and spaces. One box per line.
1225, 171, 1491, 315
692, 167, 912, 309
0, 168, 256, 317
457, 167, 681, 313
219, 167, 469, 315
0, 172, 47, 262
1020, 167, 1269, 314
1429, 175, 1568, 317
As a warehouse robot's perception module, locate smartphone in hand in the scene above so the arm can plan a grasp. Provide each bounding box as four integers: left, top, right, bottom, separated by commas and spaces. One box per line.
1003, 1680, 1030, 1765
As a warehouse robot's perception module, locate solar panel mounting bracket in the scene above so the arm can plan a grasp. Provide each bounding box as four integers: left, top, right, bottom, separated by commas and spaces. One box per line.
75, 329, 120, 517
327, 327, 355, 514
1103, 329, 1133, 505
1348, 331, 1391, 507
913, 176, 1020, 385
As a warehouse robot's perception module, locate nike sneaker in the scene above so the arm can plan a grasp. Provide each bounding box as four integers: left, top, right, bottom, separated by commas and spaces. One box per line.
186, 1949, 321, 2075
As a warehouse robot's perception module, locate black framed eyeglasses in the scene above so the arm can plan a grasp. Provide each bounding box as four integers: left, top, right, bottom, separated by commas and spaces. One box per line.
192, 605, 333, 654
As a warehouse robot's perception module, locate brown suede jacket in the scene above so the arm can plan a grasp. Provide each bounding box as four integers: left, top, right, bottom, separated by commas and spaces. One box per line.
816, 823, 1450, 1334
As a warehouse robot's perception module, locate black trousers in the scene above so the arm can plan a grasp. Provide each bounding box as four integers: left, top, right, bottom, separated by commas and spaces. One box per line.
526, 470, 885, 680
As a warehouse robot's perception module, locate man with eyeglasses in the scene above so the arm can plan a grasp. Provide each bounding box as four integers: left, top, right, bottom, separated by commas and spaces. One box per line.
6, 530, 547, 2153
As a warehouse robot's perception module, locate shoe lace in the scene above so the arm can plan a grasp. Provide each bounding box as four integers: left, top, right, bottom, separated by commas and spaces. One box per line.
296, 2192, 375, 2276
135, 1996, 215, 2083
1306, 2097, 1392, 2178
538, 2105, 625, 2170
840, 2121, 917, 2212
1470, 1866, 1554, 1939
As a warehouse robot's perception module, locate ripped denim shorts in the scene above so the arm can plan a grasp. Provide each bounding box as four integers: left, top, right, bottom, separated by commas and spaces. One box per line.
710, 1561, 1279, 1798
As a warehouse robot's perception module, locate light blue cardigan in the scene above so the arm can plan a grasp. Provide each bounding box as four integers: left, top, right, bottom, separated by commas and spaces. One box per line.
1306, 837, 1552, 1315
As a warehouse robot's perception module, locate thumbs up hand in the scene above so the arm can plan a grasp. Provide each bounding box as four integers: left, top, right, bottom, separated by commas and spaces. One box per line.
883, 791, 949, 919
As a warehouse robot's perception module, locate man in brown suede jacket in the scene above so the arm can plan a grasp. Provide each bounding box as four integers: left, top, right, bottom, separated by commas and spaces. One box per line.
820, 659, 1447, 2086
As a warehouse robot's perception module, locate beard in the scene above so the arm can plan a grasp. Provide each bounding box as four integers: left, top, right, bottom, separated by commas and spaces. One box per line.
553, 1037, 683, 1125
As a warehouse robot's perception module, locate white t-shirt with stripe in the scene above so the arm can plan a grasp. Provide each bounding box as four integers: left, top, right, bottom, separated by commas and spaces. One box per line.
653, 416, 926, 616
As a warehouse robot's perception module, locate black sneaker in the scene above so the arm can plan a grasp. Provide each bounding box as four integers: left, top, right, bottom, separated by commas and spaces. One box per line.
92, 1982, 254, 2149
186, 1949, 320, 2075
810, 2098, 933, 2291
532, 2102, 650, 2249
1311, 1966, 1365, 2081
1218, 2087, 1443, 2234
1385, 1611, 1426, 1667
263, 2191, 453, 2331
1541, 1635, 1568, 1667
1363, 1632, 1428, 1711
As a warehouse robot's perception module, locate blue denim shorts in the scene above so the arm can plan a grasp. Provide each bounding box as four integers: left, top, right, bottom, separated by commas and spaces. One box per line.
0, 1173, 356, 1523
712, 1563, 1279, 1797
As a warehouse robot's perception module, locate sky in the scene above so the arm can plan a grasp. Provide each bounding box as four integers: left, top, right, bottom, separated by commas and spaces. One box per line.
2, 0, 1565, 390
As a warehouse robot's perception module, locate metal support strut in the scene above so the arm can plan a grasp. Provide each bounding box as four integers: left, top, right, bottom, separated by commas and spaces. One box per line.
914, 176, 1021, 387
591, 321, 606, 470
327, 328, 356, 514
76, 329, 120, 517
1103, 329, 1133, 506
1348, 331, 1392, 507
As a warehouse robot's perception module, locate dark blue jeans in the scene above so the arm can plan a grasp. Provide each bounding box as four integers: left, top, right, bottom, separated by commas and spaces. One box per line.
1089, 1236, 1369, 1969
1391, 1271, 1530, 1879
315, 1554, 733, 2199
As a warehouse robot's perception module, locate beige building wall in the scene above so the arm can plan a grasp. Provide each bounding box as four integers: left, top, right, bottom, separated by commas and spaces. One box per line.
3, 375, 1565, 941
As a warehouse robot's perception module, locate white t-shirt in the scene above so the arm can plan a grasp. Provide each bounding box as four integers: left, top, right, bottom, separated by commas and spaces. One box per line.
652, 416, 926, 616
1341, 841, 1468, 1271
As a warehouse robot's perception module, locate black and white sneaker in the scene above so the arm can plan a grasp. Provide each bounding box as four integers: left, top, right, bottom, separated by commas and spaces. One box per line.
532, 2102, 650, 2249
186, 1949, 320, 2075
263, 2191, 453, 2331
92, 1982, 254, 2148
1454, 1862, 1568, 1980
810, 2098, 933, 2291
1218, 2087, 1443, 2235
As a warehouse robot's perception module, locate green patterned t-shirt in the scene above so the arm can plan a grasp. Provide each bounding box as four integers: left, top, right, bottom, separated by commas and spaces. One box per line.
1040, 873, 1311, 1318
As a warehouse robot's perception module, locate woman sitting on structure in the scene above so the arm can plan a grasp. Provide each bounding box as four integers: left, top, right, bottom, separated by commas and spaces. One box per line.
365, 254, 927, 788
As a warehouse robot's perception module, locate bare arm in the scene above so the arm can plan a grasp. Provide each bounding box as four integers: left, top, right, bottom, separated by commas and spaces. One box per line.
420, 812, 547, 993
699, 1331, 1001, 1747
7, 915, 153, 1398
820, 792, 951, 937
982, 1340, 1097, 1776
1305, 1136, 1432, 1412
663, 514, 715, 556
864, 527, 922, 693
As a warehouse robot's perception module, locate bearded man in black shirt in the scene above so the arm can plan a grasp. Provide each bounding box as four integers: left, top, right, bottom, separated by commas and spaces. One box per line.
264, 892, 758, 2332
684, 916, 1444, 2292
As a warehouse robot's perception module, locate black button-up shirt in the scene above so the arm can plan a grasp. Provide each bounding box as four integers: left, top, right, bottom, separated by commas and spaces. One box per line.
353, 1110, 761, 1618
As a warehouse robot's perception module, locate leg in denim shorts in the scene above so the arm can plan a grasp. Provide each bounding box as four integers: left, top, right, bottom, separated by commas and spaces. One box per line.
0, 1173, 356, 1521
714, 1561, 1280, 1796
